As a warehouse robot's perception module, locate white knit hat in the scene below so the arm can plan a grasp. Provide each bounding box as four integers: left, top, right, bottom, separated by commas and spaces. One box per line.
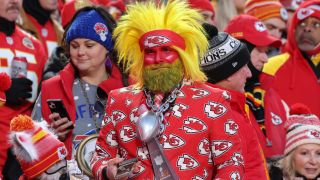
284, 104, 320, 155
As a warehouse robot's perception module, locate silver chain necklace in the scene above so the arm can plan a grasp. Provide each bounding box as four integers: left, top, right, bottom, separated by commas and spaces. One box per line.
143, 84, 181, 122
78, 78, 101, 132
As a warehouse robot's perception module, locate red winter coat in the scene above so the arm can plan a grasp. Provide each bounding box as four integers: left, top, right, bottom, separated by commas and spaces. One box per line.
91, 81, 245, 180
263, 0, 320, 117
41, 63, 125, 159
249, 73, 288, 158
207, 84, 269, 180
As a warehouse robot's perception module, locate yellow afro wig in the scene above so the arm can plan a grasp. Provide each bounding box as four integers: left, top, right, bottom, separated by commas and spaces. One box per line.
113, 0, 208, 88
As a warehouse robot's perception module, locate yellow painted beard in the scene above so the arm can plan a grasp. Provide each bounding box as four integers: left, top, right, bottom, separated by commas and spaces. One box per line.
143, 60, 184, 93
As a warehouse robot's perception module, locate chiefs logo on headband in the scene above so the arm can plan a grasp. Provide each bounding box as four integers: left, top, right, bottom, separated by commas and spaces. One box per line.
139, 29, 186, 50
144, 35, 171, 48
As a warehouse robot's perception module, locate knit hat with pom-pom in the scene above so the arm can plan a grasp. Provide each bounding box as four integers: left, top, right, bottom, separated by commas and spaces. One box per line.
200, 23, 251, 83
0, 72, 11, 105
9, 115, 67, 179
284, 103, 320, 155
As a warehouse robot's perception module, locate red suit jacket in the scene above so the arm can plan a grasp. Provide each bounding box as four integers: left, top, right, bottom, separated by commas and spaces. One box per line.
92, 81, 245, 179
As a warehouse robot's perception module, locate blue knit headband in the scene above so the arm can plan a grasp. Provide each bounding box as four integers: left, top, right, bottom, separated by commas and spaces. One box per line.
66, 10, 114, 51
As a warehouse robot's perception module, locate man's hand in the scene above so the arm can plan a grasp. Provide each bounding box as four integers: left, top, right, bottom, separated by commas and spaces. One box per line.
49, 113, 74, 141
5, 77, 32, 106
104, 158, 141, 180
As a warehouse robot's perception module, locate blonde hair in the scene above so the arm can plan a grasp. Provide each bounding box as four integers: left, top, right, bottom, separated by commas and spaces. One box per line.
214, 0, 238, 31
113, 0, 208, 88
279, 150, 296, 179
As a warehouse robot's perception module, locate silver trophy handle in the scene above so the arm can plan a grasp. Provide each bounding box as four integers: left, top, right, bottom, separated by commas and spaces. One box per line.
136, 110, 178, 179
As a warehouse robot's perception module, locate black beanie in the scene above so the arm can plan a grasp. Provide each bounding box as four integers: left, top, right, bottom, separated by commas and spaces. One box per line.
201, 23, 251, 84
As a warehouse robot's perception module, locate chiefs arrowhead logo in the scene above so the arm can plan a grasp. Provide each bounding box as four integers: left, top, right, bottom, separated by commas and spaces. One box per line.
198, 138, 210, 155
191, 88, 210, 99
225, 120, 239, 135
308, 130, 320, 138
95, 144, 110, 158
125, 99, 132, 106
172, 103, 188, 118
271, 112, 282, 125
254, 21, 267, 32
212, 140, 233, 157
297, 8, 314, 20
192, 169, 208, 180
22, 37, 34, 49
106, 130, 118, 147
160, 134, 185, 149
57, 146, 67, 159
231, 152, 244, 166
137, 146, 149, 160
177, 154, 199, 170
222, 90, 231, 100
102, 115, 112, 127
144, 35, 170, 48
131, 164, 146, 177
112, 110, 126, 122
130, 107, 139, 124
205, 101, 227, 119
230, 171, 241, 180
292, 0, 304, 9
182, 117, 207, 134
280, 8, 288, 20
120, 126, 136, 142
110, 97, 115, 105
176, 90, 185, 98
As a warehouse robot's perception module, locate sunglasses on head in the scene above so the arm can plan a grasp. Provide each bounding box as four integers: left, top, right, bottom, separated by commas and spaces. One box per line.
94, 87, 108, 113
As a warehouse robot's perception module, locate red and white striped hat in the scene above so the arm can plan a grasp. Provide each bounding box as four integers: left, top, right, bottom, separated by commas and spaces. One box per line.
245, 0, 288, 21
284, 103, 320, 155
9, 115, 68, 179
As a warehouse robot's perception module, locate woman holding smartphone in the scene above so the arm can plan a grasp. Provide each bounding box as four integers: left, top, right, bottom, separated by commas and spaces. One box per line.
31, 6, 127, 179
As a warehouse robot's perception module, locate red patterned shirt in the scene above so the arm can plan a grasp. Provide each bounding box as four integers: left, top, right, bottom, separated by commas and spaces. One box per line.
91, 81, 245, 179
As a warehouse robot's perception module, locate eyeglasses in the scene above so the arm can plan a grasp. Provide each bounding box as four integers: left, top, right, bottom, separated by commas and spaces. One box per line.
94, 87, 108, 113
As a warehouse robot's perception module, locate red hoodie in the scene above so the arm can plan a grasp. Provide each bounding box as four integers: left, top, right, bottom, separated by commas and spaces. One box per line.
263, 0, 320, 117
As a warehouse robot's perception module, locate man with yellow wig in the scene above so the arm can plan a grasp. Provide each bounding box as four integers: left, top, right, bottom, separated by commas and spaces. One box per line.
91, 1, 245, 179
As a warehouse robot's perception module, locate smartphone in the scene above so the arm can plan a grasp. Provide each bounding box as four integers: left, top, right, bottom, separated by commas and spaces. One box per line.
47, 99, 73, 129
115, 158, 138, 179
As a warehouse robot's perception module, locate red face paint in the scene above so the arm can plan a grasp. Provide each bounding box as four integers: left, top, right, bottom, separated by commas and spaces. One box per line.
144, 45, 179, 66
140, 29, 185, 66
